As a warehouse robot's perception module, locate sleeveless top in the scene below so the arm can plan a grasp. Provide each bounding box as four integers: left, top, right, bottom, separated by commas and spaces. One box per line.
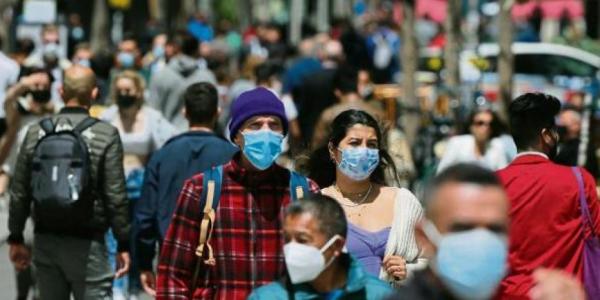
346, 222, 391, 276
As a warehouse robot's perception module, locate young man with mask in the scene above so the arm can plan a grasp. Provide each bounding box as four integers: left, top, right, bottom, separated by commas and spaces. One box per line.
156, 87, 319, 299
495, 93, 600, 298
249, 193, 394, 299
396, 163, 585, 300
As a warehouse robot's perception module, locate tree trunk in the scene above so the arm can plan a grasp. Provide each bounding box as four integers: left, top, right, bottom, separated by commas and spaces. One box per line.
400, 0, 420, 145
91, 0, 110, 54
498, 0, 514, 122
289, 0, 304, 45
0, 0, 14, 53
238, 0, 252, 31
176, 0, 197, 29
316, 0, 329, 33
444, 0, 461, 91
199, 0, 212, 20
333, 0, 351, 18
148, 0, 162, 22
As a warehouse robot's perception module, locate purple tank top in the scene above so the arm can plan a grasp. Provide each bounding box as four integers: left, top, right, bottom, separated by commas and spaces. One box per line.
346, 222, 391, 276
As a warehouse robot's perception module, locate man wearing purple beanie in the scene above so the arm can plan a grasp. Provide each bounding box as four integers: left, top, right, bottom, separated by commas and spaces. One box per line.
157, 87, 319, 299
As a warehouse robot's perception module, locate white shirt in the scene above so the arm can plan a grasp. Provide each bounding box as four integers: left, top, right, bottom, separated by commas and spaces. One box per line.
0, 52, 20, 118
437, 134, 509, 173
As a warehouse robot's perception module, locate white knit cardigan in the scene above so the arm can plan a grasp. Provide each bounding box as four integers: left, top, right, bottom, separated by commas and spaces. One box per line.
378, 187, 428, 286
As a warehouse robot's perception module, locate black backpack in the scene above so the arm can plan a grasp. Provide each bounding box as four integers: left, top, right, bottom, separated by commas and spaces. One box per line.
31, 117, 98, 233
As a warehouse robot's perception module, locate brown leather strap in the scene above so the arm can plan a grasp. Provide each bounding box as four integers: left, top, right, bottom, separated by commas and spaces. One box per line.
195, 180, 217, 265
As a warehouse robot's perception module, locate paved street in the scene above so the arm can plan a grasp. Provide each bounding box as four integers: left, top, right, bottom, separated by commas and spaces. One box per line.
0, 197, 17, 300
0, 198, 153, 300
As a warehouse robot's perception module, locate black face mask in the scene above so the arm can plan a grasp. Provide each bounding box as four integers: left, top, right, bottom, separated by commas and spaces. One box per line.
556, 125, 568, 141
30, 89, 52, 103
117, 94, 138, 108
548, 130, 560, 161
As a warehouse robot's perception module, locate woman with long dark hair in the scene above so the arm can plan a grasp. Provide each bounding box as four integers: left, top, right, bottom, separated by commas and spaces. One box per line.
306, 109, 426, 286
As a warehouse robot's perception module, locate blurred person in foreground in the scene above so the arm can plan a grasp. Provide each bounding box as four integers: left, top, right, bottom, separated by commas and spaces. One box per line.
249, 194, 394, 299
8, 65, 130, 299
156, 87, 318, 299
134, 82, 238, 297
394, 163, 585, 300
496, 93, 600, 298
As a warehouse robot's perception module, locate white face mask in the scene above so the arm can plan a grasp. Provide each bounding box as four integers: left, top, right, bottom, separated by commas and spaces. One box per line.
283, 235, 341, 284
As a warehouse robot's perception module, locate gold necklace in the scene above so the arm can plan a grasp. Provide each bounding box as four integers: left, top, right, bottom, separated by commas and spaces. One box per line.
334, 183, 373, 208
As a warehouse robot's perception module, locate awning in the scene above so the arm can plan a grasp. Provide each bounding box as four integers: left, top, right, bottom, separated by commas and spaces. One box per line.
412, 0, 584, 23
512, 0, 583, 20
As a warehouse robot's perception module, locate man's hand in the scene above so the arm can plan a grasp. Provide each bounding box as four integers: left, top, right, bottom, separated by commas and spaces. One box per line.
529, 268, 585, 300
382, 255, 407, 281
9, 244, 31, 272
115, 251, 131, 278
140, 270, 157, 296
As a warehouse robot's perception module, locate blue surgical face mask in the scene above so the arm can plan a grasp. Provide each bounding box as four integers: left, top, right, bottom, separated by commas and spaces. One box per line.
423, 221, 508, 300
242, 130, 284, 170
76, 59, 91, 68
117, 52, 135, 68
152, 46, 165, 58
337, 147, 379, 181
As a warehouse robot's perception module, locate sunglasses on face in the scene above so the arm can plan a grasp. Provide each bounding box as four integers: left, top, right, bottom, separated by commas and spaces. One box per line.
473, 120, 492, 127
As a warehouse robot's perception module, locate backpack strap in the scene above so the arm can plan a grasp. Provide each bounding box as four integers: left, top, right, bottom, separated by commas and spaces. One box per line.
73, 117, 99, 135
39, 118, 55, 134
289, 171, 310, 201
195, 165, 224, 265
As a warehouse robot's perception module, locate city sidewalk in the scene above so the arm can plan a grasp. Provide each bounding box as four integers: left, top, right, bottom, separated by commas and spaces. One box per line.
0, 195, 18, 300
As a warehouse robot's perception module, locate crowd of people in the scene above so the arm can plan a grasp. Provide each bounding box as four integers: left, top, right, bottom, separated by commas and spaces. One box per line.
0, 8, 599, 300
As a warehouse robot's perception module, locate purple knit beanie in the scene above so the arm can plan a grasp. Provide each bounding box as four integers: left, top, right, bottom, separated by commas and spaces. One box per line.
229, 87, 288, 137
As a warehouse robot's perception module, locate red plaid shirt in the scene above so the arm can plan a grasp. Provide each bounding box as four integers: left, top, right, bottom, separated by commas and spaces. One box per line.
157, 158, 319, 300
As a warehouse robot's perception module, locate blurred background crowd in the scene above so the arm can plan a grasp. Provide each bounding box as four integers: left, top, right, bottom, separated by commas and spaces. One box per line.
1, 0, 600, 299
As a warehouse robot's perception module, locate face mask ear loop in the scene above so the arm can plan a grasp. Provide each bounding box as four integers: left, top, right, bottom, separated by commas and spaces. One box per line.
320, 235, 342, 270
422, 220, 443, 247
320, 235, 341, 253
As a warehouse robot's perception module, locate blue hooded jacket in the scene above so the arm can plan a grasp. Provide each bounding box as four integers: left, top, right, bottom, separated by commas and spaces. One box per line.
133, 131, 237, 270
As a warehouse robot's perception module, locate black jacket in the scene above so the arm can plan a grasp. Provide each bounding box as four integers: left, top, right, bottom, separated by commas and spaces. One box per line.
8, 107, 130, 251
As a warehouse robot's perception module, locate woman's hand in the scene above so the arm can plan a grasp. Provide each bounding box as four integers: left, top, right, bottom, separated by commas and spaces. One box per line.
382, 255, 407, 280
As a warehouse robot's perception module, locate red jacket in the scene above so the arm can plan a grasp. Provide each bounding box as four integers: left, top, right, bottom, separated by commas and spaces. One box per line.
496, 154, 600, 299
